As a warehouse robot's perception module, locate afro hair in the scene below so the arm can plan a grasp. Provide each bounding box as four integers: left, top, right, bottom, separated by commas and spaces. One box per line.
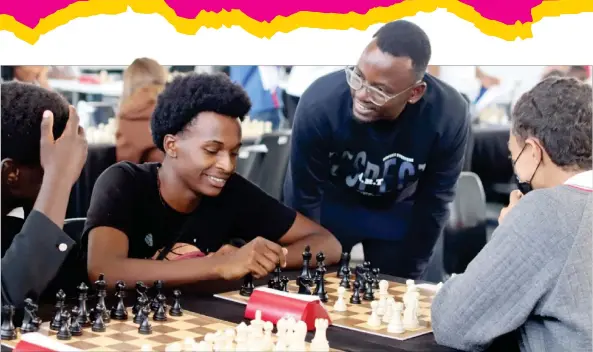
1, 82, 70, 165
151, 72, 252, 151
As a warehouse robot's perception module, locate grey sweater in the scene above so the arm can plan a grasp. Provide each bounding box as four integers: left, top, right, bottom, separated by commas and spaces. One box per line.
431, 185, 592, 352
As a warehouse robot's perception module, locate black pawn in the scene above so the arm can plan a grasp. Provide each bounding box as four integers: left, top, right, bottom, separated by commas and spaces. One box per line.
138, 309, 152, 335
91, 306, 106, 332
240, 274, 254, 297
153, 294, 167, 321
315, 267, 328, 302
350, 281, 362, 304
57, 311, 72, 340
363, 274, 375, 301
339, 266, 351, 289
169, 290, 183, 317
337, 252, 350, 278
372, 268, 380, 289
1, 305, 17, 340
69, 307, 83, 336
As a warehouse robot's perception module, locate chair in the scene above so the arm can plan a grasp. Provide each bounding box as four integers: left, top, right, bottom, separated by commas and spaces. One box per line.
247, 131, 292, 200
422, 172, 488, 282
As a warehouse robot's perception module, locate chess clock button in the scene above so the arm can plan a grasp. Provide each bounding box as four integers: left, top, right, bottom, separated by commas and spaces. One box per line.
58, 243, 68, 252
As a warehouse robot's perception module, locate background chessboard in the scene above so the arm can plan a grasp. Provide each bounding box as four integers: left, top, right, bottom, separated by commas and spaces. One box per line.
1, 307, 339, 351
215, 273, 435, 341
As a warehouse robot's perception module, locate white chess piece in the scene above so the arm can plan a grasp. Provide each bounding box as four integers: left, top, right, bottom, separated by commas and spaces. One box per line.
183, 337, 196, 352
141, 345, 153, 352
224, 328, 236, 351
377, 280, 390, 316
262, 321, 274, 351
212, 331, 226, 352
403, 291, 420, 330
387, 302, 405, 333
382, 297, 395, 324
194, 341, 213, 352
165, 342, 182, 352
288, 321, 307, 351
203, 333, 216, 350
284, 316, 297, 344
367, 301, 381, 327
310, 318, 330, 352
333, 287, 347, 312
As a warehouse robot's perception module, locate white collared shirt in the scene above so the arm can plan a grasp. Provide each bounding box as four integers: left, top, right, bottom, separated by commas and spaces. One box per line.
564, 170, 593, 190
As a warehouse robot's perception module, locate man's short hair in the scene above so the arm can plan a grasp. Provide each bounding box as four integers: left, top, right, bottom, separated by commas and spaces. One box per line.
373, 20, 432, 80
511, 77, 592, 170
1, 82, 70, 165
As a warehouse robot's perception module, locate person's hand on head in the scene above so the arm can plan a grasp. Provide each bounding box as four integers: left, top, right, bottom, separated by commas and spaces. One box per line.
39, 106, 88, 186
215, 237, 288, 280
498, 190, 523, 224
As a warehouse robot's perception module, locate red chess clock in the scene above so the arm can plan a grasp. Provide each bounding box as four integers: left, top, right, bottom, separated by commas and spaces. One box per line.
13, 333, 80, 351
244, 287, 331, 331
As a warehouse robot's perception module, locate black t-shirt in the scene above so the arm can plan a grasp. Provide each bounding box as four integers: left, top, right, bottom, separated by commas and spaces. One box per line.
82, 162, 297, 260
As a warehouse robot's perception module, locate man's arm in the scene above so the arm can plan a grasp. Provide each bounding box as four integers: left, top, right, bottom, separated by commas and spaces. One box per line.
431, 192, 561, 351
283, 97, 332, 222
406, 109, 470, 272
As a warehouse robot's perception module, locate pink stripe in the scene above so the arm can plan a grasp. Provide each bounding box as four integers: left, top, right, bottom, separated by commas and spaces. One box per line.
567, 185, 593, 192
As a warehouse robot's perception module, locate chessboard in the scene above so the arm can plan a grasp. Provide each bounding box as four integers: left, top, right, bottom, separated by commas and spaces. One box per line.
215, 273, 436, 341
1, 306, 341, 352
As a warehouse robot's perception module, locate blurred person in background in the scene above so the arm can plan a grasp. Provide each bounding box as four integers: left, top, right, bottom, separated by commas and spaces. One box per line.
115, 58, 168, 164
229, 66, 285, 131
567, 65, 591, 82
1, 66, 51, 89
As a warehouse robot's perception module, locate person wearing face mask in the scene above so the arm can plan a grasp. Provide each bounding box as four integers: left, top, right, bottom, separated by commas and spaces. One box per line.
431, 76, 592, 352
283, 20, 471, 279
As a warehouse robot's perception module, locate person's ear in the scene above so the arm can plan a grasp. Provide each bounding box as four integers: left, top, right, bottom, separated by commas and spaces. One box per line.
526, 138, 544, 163
163, 135, 178, 159
1, 158, 20, 188
408, 82, 427, 104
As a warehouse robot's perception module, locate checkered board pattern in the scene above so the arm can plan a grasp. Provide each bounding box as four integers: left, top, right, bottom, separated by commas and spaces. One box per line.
1, 307, 341, 351
215, 274, 435, 341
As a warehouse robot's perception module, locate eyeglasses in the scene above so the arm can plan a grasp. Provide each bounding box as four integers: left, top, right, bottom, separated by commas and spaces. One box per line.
345, 66, 420, 106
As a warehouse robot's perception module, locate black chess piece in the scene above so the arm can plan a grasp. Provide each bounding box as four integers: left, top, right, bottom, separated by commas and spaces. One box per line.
151, 280, 164, 311
91, 306, 106, 332
111, 281, 128, 320
169, 290, 183, 317
272, 264, 283, 290
133, 297, 148, 324
297, 276, 312, 295
299, 245, 312, 280
50, 302, 64, 331
337, 252, 350, 278
1, 305, 17, 340
315, 267, 328, 302
133, 282, 148, 314
355, 265, 366, 293
21, 298, 41, 333
57, 311, 72, 340
69, 307, 83, 336
350, 281, 362, 304
363, 273, 375, 301
76, 283, 91, 327
280, 276, 289, 292
372, 268, 380, 289
153, 293, 167, 321
95, 273, 110, 323
339, 266, 351, 289
138, 312, 153, 335
240, 274, 255, 297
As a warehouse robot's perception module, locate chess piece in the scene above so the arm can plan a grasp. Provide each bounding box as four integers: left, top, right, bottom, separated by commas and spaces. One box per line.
1, 305, 17, 340
69, 306, 83, 336
272, 264, 283, 290
372, 268, 380, 289
240, 273, 255, 297
311, 318, 330, 351
333, 287, 347, 312
151, 280, 164, 311
349, 281, 362, 304
169, 289, 183, 316
153, 293, 167, 321
403, 291, 420, 330
339, 266, 351, 289
355, 265, 366, 293
95, 273, 110, 323
57, 311, 72, 340
76, 284, 91, 327
300, 245, 313, 280
297, 275, 312, 295
280, 276, 289, 292
133, 281, 148, 314
134, 298, 148, 324
110, 281, 128, 320
262, 321, 274, 351
21, 298, 41, 333
382, 297, 395, 324
91, 305, 106, 332
50, 290, 65, 331
387, 302, 405, 333
314, 267, 328, 302
367, 301, 381, 327
363, 273, 375, 301
337, 252, 350, 278
138, 311, 153, 335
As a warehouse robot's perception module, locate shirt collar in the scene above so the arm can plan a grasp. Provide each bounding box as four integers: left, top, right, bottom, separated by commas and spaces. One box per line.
564, 170, 593, 190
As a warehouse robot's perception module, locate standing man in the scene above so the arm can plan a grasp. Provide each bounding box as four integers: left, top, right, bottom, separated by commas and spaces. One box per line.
283, 20, 470, 279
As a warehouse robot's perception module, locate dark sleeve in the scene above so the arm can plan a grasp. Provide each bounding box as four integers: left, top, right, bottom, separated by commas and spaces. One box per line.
231, 175, 297, 243
407, 105, 471, 261
282, 95, 332, 222
82, 163, 136, 241
1, 211, 75, 308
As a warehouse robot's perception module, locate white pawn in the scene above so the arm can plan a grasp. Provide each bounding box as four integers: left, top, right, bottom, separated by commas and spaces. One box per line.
367, 301, 381, 327
310, 319, 330, 352
382, 297, 395, 324
165, 342, 182, 352
184, 337, 196, 352
203, 333, 216, 350
403, 291, 420, 330
262, 321, 274, 351
333, 287, 347, 312
387, 302, 405, 333
288, 321, 307, 351
141, 345, 153, 352
212, 331, 226, 352
377, 280, 389, 316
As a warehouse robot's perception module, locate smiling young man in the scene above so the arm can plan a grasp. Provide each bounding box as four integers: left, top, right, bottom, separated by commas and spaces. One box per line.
83, 73, 341, 285
283, 20, 470, 278
432, 77, 592, 352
